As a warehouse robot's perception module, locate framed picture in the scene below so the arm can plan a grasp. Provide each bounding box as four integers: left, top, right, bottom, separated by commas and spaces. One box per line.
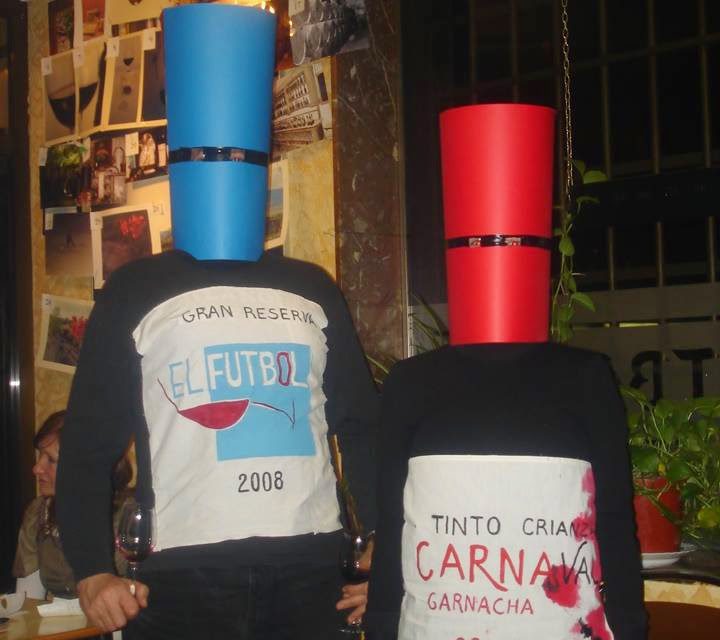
106, 0, 170, 37
43, 51, 77, 144
272, 60, 332, 160
265, 159, 289, 250
37, 294, 94, 374
90, 203, 168, 288
80, 0, 106, 45
77, 39, 106, 136
44, 211, 93, 277
48, 0, 75, 55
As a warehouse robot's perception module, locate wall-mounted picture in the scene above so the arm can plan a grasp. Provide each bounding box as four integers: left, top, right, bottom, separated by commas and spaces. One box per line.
289, 0, 368, 65
108, 34, 142, 126
265, 159, 289, 250
107, 0, 170, 36
79, 133, 128, 209
141, 30, 166, 122
91, 205, 154, 288
81, 0, 106, 44
44, 211, 93, 277
37, 293, 94, 374
77, 39, 106, 135
43, 51, 77, 144
272, 59, 332, 159
40, 141, 87, 210
127, 126, 168, 182
48, 0, 75, 55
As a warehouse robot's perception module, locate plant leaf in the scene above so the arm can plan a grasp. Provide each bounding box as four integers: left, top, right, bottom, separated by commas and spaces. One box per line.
582, 170, 608, 184
631, 446, 661, 475
571, 292, 595, 311
558, 235, 575, 256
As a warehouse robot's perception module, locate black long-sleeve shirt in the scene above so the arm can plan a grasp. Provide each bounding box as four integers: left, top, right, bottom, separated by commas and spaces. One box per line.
366, 342, 647, 640
56, 250, 378, 580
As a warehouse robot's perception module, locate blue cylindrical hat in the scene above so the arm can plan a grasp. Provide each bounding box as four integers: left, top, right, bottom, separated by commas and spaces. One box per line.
163, 4, 276, 261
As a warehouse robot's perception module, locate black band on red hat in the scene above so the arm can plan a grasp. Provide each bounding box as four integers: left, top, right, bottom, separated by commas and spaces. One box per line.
446, 234, 552, 250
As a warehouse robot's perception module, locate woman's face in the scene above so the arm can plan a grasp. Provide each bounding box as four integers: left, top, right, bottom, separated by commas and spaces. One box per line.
33, 435, 60, 497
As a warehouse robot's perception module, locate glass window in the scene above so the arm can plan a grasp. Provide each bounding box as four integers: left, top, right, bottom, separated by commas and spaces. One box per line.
518, 74, 556, 109
568, 0, 600, 61
708, 45, 720, 164
574, 223, 609, 291
474, 0, 511, 82
572, 68, 604, 170
657, 49, 703, 168
654, 0, 698, 44
0, 18, 7, 135
606, 0, 647, 53
517, 0, 554, 74
608, 58, 652, 174
613, 221, 657, 289
707, 0, 720, 35
664, 217, 708, 285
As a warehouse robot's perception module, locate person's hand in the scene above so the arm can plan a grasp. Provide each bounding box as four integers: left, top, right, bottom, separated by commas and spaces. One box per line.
336, 580, 367, 624
77, 573, 149, 632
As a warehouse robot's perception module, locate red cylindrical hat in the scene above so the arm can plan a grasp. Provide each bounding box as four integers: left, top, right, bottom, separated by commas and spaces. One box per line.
440, 104, 556, 345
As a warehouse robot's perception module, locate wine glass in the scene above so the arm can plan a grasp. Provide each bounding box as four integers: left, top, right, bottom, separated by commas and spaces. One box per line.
116, 497, 156, 584
338, 530, 372, 635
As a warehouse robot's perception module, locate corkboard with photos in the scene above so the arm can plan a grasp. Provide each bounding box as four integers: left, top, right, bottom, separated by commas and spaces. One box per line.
37, 0, 349, 373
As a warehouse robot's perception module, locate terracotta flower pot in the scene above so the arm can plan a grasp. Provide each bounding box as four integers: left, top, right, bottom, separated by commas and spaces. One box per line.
633, 476, 682, 553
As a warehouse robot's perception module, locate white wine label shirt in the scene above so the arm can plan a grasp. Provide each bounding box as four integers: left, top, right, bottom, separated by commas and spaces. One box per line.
399, 455, 613, 640
132, 286, 341, 551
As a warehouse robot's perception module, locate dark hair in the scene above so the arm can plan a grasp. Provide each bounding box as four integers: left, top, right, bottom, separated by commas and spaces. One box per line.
34, 408, 133, 491
33, 410, 66, 449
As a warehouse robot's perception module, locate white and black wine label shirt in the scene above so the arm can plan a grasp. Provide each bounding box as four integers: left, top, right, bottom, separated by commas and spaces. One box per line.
133, 286, 340, 551
56, 250, 378, 580
399, 455, 612, 640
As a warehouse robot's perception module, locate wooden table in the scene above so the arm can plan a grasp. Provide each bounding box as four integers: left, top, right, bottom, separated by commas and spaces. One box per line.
3, 599, 102, 640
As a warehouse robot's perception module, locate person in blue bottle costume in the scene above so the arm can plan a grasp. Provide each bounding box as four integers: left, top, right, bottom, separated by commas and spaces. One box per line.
56, 5, 378, 638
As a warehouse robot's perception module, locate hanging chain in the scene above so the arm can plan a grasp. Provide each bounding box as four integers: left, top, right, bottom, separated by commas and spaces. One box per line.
560, 0, 574, 209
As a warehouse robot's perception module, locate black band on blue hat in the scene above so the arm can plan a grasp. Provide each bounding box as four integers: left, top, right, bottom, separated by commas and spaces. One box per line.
168, 147, 269, 167
447, 234, 553, 250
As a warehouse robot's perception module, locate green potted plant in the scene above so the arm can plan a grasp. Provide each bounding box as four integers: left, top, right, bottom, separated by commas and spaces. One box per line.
621, 386, 720, 551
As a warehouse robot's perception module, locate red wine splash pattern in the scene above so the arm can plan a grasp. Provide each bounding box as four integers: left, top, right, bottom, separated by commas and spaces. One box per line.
158, 379, 296, 430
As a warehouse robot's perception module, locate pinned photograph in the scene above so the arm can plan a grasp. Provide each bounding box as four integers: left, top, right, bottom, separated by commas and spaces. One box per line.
78, 134, 128, 209
141, 30, 166, 122
90, 204, 164, 288
108, 34, 142, 126
44, 211, 93, 277
272, 59, 332, 159
43, 51, 77, 144
48, 0, 74, 55
107, 0, 170, 36
77, 39, 106, 135
40, 141, 86, 210
265, 159, 289, 250
38, 294, 94, 374
127, 126, 168, 182
289, 0, 369, 65
81, 0, 106, 44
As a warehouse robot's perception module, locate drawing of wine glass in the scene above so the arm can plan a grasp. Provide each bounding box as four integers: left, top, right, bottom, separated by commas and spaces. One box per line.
109, 36, 141, 125
78, 42, 104, 133
45, 53, 76, 140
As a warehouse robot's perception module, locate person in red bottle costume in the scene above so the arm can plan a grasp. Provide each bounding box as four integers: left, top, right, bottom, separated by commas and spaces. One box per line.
365, 104, 647, 640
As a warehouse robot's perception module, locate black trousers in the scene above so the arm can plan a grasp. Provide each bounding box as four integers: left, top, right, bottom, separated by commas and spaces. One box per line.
123, 562, 347, 640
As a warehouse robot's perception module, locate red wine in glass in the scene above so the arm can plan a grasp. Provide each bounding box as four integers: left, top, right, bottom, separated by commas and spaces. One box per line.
338, 531, 372, 635
116, 499, 155, 581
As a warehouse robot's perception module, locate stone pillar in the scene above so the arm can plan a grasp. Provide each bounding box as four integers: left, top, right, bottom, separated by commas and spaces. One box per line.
334, 0, 406, 368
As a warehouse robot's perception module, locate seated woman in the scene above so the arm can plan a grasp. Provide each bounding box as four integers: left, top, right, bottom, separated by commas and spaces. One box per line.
13, 410, 132, 599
